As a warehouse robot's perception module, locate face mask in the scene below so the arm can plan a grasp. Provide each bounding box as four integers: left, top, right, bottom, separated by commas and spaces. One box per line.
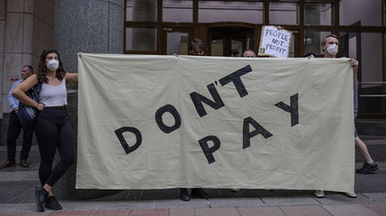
47, 59, 59, 71
326, 44, 338, 56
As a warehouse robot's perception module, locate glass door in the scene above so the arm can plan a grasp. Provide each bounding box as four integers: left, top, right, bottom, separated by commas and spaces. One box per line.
208, 26, 254, 57
162, 28, 192, 55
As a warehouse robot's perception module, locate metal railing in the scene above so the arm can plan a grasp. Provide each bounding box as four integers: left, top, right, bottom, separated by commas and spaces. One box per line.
358, 82, 386, 98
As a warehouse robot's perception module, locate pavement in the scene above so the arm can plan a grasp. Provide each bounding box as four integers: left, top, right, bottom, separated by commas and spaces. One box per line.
0, 135, 385, 216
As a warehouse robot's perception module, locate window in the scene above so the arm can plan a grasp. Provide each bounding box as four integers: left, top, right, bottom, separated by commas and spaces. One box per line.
305, 3, 334, 25
304, 30, 333, 55
199, 1, 263, 24
338, 32, 382, 82
163, 0, 193, 22
126, 0, 157, 22
340, 32, 384, 114
125, 27, 157, 51
166, 32, 189, 55
340, 0, 382, 26
269, 2, 299, 25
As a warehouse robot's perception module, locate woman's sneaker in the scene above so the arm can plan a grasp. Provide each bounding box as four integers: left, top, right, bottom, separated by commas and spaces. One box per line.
35, 187, 48, 212
356, 162, 378, 174
44, 196, 62, 210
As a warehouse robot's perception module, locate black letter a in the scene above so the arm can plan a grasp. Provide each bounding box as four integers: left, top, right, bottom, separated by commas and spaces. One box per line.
243, 117, 273, 149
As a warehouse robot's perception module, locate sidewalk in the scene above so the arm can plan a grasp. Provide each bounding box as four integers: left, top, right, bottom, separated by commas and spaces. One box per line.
1, 135, 385, 216
1, 191, 385, 216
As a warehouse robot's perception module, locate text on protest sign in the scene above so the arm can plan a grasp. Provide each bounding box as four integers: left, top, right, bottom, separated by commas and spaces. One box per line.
258, 25, 293, 58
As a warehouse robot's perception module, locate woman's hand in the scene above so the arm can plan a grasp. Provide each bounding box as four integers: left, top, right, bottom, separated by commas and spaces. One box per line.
274, 25, 284, 30
36, 103, 45, 111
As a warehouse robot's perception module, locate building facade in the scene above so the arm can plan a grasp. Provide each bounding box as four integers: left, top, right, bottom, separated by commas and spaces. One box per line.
0, 0, 385, 134
124, 0, 386, 118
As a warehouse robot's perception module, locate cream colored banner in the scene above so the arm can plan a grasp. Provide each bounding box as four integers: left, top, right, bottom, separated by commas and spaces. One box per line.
76, 54, 355, 193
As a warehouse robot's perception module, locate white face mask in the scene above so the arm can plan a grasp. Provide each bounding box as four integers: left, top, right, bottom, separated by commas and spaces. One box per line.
326, 44, 338, 56
47, 59, 59, 71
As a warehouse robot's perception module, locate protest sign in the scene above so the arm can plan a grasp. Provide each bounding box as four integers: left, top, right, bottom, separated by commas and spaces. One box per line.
77, 54, 354, 194
258, 25, 293, 58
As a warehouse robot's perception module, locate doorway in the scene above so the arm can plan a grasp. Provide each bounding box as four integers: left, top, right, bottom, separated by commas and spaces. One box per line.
208, 26, 254, 57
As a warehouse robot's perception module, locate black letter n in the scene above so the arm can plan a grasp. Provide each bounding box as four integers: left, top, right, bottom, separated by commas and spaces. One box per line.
190, 83, 224, 117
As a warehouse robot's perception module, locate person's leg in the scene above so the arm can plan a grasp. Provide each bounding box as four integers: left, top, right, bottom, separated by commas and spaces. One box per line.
43, 109, 75, 211
191, 188, 209, 199
35, 109, 60, 187
45, 117, 75, 187
20, 125, 34, 162
180, 188, 190, 201
355, 136, 373, 163
34, 108, 59, 212
355, 136, 378, 174
354, 117, 378, 174
35, 116, 58, 187
6, 111, 22, 162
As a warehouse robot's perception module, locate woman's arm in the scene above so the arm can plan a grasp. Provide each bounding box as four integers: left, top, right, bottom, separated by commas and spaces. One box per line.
11, 74, 40, 108
65, 52, 81, 84
66, 73, 78, 83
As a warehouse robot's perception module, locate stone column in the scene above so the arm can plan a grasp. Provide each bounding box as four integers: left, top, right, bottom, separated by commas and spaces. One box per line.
0, 0, 6, 139
53, 0, 124, 200
1, 0, 53, 145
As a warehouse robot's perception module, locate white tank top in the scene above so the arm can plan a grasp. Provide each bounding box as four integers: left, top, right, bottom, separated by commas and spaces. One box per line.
39, 78, 68, 106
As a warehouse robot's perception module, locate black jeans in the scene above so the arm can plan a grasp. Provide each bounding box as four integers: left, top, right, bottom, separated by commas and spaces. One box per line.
35, 107, 76, 187
6, 110, 33, 161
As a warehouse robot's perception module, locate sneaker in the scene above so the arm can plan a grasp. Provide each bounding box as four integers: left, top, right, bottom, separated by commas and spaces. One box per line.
35, 187, 48, 212
314, 190, 324, 198
356, 162, 378, 174
44, 196, 62, 210
344, 192, 357, 198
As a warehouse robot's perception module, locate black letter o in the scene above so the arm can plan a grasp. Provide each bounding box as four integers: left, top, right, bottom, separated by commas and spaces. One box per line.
155, 104, 181, 134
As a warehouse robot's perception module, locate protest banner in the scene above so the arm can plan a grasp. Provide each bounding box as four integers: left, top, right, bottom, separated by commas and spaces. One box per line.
76, 54, 354, 194
258, 25, 293, 58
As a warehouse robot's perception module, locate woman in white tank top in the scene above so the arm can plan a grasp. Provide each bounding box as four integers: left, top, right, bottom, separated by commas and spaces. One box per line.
12, 49, 78, 212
